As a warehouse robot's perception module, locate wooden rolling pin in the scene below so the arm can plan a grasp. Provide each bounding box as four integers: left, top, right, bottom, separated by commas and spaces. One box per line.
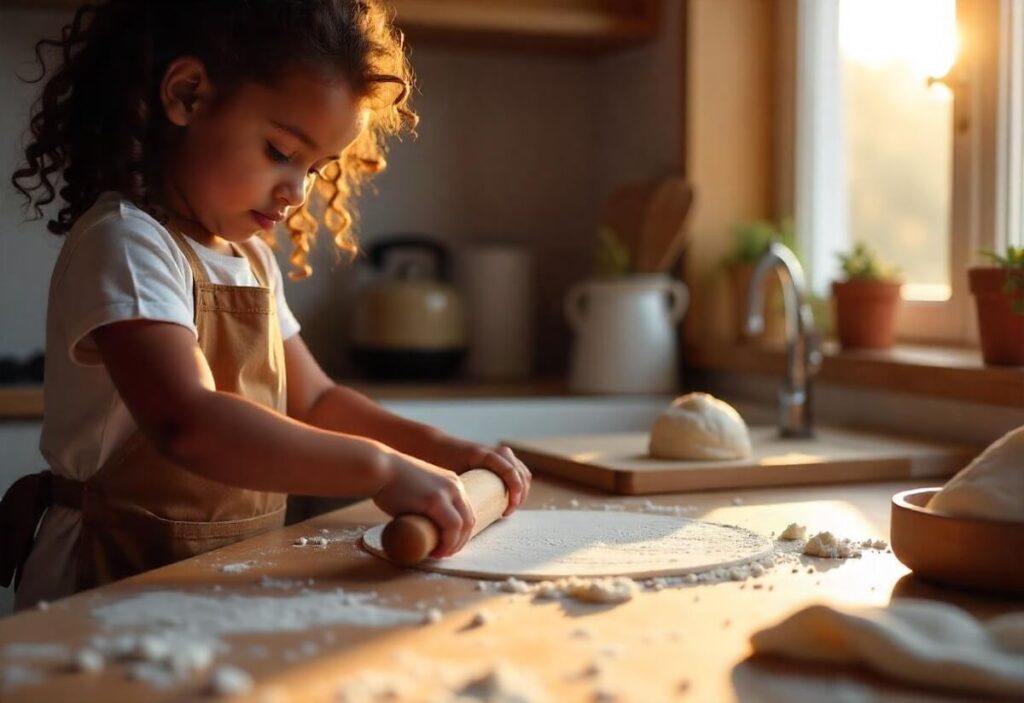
381, 469, 509, 566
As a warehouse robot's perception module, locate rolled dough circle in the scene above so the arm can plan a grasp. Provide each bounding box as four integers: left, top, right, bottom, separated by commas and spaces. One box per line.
648, 393, 752, 461
361, 510, 773, 580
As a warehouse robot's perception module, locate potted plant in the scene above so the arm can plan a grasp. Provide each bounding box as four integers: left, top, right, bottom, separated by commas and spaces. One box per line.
970, 247, 1024, 365
726, 219, 795, 343
832, 242, 902, 350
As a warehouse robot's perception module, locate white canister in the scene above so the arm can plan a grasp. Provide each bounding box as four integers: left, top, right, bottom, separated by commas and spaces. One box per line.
454, 246, 534, 380
565, 274, 688, 394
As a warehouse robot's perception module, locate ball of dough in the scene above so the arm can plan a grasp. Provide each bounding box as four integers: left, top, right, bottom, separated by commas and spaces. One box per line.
927, 426, 1024, 522
648, 393, 752, 460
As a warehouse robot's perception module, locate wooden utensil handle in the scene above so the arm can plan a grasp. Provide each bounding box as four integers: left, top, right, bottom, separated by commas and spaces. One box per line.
380, 468, 509, 566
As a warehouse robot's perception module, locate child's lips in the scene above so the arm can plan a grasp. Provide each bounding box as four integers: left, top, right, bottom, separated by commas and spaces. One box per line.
251, 210, 281, 230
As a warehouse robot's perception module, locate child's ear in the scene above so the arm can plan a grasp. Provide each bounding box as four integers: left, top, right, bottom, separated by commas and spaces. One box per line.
160, 57, 213, 127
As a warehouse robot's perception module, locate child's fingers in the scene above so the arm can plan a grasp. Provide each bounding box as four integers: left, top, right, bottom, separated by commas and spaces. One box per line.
451, 482, 476, 553
426, 497, 466, 558
476, 448, 528, 515
499, 446, 532, 506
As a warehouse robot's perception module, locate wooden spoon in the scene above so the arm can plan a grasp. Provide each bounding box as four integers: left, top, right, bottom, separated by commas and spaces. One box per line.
636, 177, 694, 273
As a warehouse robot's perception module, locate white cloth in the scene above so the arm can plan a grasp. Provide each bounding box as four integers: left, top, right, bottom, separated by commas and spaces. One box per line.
15, 192, 301, 609
749, 599, 1024, 700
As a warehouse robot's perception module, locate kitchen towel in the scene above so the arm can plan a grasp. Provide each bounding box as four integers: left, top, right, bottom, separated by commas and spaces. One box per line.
749, 599, 1024, 699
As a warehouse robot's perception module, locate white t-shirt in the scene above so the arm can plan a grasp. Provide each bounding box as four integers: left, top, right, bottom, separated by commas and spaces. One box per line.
40, 191, 300, 480
16, 192, 301, 608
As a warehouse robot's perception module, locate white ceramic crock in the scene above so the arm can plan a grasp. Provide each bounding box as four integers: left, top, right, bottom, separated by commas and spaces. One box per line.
565, 274, 689, 394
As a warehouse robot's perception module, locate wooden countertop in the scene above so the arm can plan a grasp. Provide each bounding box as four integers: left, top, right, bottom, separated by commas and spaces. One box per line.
1, 478, 1018, 702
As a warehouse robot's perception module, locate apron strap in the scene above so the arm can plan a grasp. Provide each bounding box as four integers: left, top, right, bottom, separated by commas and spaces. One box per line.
0, 471, 53, 589
165, 227, 211, 285
235, 239, 271, 289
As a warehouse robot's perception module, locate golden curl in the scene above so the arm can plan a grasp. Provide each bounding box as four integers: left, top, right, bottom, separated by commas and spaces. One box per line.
279, 2, 417, 280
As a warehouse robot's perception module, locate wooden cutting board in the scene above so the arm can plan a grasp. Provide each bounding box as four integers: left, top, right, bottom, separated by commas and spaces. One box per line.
503, 426, 979, 495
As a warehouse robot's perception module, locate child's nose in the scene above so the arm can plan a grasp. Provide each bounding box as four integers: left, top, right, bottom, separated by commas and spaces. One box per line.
273, 175, 307, 208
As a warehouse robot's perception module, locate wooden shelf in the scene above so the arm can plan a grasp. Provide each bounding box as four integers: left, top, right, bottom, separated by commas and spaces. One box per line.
0, 0, 661, 52
687, 342, 1024, 407
0, 386, 44, 419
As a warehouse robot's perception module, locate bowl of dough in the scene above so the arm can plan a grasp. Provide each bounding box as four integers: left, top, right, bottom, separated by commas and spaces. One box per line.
891, 426, 1024, 595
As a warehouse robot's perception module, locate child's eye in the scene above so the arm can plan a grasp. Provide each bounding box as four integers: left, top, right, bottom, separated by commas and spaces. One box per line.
265, 142, 293, 164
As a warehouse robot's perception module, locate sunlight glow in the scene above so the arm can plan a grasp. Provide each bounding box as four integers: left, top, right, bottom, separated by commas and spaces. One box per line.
840, 0, 959, 79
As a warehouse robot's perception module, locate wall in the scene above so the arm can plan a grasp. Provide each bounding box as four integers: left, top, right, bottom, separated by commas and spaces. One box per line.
682, 0, 778, 343
0, 4, 685, 377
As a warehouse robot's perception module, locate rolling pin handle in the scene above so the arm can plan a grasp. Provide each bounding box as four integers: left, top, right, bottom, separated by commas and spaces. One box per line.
381, 514, 439, 566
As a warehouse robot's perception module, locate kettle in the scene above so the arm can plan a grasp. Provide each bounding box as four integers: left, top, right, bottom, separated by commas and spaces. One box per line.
350, 236, 467, 380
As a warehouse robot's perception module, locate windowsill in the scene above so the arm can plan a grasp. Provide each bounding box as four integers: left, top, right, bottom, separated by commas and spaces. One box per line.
686, 341, 1024, 407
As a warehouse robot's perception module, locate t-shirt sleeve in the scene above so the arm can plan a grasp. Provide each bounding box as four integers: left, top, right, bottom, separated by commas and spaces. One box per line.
54, 213, 196, 366
260, 242, 301, 341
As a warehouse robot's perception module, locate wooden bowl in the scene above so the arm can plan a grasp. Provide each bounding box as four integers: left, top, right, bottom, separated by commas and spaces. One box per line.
891, 487, 1024, 595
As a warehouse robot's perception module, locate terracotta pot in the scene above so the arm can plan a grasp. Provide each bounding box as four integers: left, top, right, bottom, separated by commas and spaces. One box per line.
969, 267, 1024, 366
831, 279, 902, 350
729, 263, 785, 345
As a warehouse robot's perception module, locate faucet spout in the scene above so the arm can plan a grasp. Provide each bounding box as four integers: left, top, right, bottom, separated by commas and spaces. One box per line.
744, 240, 821, 438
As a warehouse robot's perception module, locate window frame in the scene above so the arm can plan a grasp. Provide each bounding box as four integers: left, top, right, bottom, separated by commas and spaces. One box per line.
789, 0, 1008, 345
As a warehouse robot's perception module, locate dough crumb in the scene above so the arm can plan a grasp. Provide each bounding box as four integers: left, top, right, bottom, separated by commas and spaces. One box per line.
422, 608, 443, 625
312, 536, 329, 547
36, 600, 50, 611
293, 536, 308, 546
500, 577, 532, 594
469, 610, 494, 628
210, 665, 254, 696
454, 662, 550, 702
779, 523, 807, 541
75, 648, 105, 673
803, 531, 862, 559
860, 538, 889, 550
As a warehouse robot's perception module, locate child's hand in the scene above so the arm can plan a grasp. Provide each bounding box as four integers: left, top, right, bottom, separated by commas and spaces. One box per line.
373, 451, 475, 558
428, 439, 532, 517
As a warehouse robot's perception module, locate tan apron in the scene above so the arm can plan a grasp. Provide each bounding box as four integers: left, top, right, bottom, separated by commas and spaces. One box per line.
0, 229, 287, 592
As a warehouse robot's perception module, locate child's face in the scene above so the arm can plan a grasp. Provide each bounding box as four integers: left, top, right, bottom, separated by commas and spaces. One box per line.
165, 63, 364, 243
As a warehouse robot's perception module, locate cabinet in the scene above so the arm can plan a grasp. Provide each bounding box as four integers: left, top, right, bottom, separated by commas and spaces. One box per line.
0, 0, 661, 52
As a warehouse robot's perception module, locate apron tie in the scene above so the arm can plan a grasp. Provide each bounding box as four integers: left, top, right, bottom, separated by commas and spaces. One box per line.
0, 471, 83, 589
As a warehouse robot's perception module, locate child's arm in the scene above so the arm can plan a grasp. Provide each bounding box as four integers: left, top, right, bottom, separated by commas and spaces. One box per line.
93, 320, 477, 556
283, 335, 531, 516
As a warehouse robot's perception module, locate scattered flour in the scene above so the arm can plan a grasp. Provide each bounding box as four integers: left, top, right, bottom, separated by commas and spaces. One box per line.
494, 576, 638, 604
76, 588, 425, 690
91, 589, 423, 635
778, 523, 807, 541
337, 657, 550, 703
293, 537, 308, 546
2, 643, 70, 660
218, 561, 255, 574
640, 500, 697, 516
1, 665, 45, 692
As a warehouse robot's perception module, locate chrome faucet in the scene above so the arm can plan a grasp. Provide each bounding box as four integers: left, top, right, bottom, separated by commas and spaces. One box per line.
744, 241, 822, 438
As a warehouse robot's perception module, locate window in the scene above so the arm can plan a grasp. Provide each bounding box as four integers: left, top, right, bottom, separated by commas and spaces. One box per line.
793, 0, 1008, 343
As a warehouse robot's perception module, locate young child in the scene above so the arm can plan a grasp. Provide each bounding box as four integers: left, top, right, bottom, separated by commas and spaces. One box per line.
0, 0, 530, 610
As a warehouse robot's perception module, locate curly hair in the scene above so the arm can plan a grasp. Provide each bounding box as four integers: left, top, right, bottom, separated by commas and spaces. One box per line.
11, 0, 417, 279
